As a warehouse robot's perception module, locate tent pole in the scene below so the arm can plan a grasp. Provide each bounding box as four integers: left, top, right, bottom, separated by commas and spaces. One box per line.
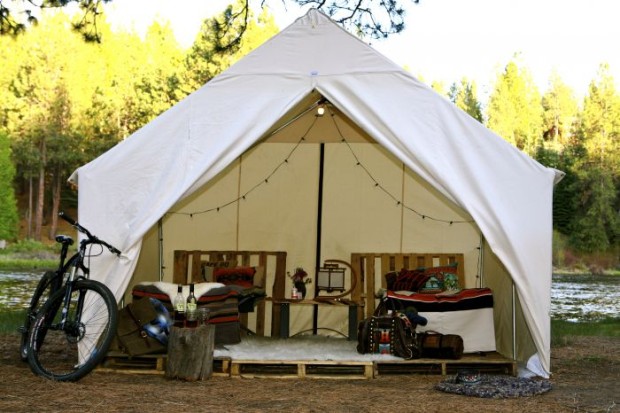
313, 143, 325, 335
158, 218, 164, 282
478, 233, 485, 287
512, 281, 517, 361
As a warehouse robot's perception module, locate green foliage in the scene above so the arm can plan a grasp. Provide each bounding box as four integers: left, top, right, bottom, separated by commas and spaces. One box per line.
0, 239, 55, 254
535, 145, 577, 235
0, 131, 18, 240
487, 59, 544, 155
0, 5, 282, 241
532, 64, 619, 254
580, 64, 620, 167
430, 80, 447, 97
288, 0, 411, 39
0, 0, 111, 42
449, 78, 483, 122
0, 4, 618, 260
0, 239, 58, 269
0, 309, 25, 334
551, 317, 620, 347
566, 64, 620, 252
183, 1, 279, 90
2, 0, 418, 46
0, 257, 57, 270
542, 71, 578, 148
569, 166, 618, 252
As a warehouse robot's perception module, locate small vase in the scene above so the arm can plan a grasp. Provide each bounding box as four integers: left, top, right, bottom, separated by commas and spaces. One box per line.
294, 281, 307, 299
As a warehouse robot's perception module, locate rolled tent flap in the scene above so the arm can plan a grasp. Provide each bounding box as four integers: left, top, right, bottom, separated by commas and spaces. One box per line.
70, 10, 556, 377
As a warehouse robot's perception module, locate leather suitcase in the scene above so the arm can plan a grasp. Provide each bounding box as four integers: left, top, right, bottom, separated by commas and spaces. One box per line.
420, 331, 464, 359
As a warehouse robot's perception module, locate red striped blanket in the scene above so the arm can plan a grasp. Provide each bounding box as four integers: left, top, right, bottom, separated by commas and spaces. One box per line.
386, 288, 493, 312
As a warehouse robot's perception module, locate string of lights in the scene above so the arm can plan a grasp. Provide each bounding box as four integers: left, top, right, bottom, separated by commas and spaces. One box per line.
167, 116, 317, 217
168, 100, 473, 225
327, 107, 474, 225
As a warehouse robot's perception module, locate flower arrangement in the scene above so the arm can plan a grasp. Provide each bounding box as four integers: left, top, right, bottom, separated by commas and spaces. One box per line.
288, 267, 311, 298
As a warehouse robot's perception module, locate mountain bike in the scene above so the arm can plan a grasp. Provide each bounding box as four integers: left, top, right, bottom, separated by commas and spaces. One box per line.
19, 211, 121, 381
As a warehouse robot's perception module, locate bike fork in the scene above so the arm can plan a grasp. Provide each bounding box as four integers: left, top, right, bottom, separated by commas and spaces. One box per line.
59, 265, 80, 329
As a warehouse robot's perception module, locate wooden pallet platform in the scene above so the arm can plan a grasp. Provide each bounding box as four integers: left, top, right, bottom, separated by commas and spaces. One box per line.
97, 352, 231, 377
97, 352, 515, 379
229, 359, 375, 380
375, 352, 517, 376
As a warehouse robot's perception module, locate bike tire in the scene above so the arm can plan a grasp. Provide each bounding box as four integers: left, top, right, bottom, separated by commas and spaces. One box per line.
19, 271, 61, 361
27, 279, 118, 382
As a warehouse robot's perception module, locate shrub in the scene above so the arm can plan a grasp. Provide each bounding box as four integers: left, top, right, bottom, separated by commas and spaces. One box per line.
0, 239, 58, 261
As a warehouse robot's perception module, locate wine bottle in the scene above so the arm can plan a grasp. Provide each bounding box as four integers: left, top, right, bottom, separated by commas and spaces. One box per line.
186, 283, 198, 328
173, 284, 186, 328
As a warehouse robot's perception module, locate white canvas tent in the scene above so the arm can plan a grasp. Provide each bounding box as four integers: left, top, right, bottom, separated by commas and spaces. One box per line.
70, 10, 562, 377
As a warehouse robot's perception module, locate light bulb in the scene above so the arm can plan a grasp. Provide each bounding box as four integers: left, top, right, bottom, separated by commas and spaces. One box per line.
317, 106, 325, 116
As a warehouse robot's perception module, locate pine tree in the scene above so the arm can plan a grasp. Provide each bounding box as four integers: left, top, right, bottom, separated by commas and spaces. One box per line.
486, 59, 543, 155
569, 64, 620, 251
538, 72, 580, 236
183, 2, 279, 91
0, 130, 18, 240
449, 78, 483, 122
542, 71, 579, 149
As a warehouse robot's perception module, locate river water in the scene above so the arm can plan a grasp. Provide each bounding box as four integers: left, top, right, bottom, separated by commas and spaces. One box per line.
1, 271, 618, 321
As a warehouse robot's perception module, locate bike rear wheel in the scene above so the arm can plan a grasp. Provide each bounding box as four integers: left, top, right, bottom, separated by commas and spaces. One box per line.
27, 279, 118, 381
19, 271, 61, 361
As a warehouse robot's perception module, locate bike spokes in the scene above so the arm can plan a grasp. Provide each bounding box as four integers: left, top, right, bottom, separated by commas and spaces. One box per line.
27, 281, 116, 381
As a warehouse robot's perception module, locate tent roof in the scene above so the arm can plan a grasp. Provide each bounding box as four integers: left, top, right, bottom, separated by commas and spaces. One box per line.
70, 10, 560, 377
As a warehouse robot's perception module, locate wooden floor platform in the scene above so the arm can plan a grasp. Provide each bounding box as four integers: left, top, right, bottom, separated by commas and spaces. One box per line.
230, 359, 375, 379
375, 352, 517, 376
97, 351, 231, 377
97, 351, 516, 379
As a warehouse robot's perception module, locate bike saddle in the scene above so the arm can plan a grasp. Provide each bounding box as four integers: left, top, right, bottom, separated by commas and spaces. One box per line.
55, 235, 74, 246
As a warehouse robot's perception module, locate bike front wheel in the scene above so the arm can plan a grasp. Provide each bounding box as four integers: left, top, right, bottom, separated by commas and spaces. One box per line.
19, 271, 61, 361
27, 279, 118, 381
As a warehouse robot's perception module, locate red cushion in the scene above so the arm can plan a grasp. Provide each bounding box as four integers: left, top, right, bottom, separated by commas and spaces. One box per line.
214, 266, 256, 288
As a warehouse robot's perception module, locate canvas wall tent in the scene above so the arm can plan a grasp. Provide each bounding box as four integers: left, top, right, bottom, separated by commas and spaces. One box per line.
69, 10, 563, 377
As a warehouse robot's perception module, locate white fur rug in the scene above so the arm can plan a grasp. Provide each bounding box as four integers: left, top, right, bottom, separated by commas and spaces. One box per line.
213, 335, 401, 361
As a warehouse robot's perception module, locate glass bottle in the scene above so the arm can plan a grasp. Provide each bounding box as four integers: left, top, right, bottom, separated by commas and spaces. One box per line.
185, 283, 198, 328
173, 284, 186, 328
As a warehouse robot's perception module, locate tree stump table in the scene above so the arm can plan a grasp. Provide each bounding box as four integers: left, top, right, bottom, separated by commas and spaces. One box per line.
166, 324, 215, 381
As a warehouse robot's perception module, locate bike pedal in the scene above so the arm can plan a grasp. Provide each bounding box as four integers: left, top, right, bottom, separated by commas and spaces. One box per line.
17, 326, 27, 333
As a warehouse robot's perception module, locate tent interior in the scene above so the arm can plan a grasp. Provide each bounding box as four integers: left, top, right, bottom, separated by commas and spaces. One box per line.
126, 89, 534, 367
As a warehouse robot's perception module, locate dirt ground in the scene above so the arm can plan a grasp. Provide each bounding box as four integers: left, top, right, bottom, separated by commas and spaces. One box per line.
0, 334, 617, 413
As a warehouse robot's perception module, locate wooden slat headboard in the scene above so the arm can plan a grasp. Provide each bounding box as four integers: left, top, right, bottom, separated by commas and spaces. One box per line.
350, 252, 465, 319
173, 250, 287, 337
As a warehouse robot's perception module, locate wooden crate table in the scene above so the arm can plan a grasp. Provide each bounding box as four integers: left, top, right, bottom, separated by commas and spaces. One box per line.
166, 324, 215, 381
269, 298, 360, 340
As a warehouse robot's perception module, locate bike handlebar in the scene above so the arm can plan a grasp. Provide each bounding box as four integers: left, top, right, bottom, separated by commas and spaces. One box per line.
59, 211, 122, 256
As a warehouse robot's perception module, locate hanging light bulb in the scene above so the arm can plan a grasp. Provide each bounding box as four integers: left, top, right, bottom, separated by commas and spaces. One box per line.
317, 106, 325, 116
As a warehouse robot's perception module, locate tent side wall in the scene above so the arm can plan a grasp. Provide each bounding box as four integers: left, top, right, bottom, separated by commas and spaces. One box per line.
483, 240, 537, 362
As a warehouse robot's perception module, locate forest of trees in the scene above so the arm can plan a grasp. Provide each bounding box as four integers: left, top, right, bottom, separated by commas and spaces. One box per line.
0, 4, 617, 262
